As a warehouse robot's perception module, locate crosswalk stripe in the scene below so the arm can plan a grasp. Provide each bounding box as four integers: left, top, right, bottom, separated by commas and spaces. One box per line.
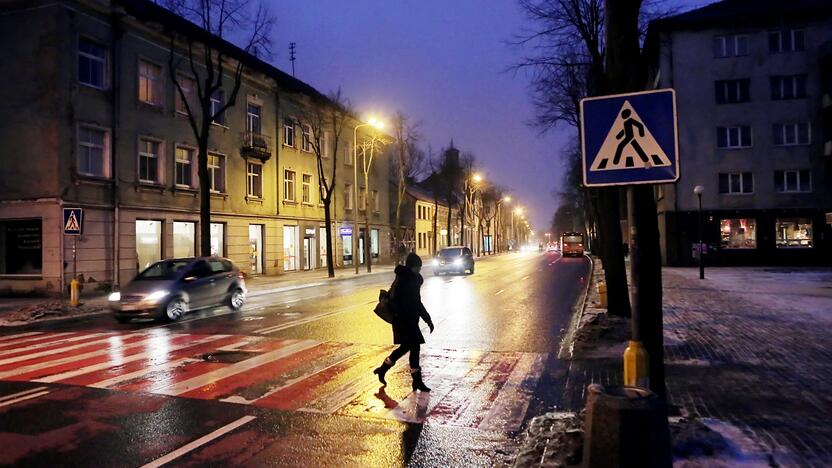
477, 353, 547, 431
249, 352, 361, 408
0, 386, 48, 402
154, 339, 320, 396
0, 332, 46, 344
299, 347, 393, 414
0, 332, 72, 349
89, 358, 198, 389
252, 301, 374, 335
0, 333, 146, 367
0, 332, 112, 357
0, 390, 50, 408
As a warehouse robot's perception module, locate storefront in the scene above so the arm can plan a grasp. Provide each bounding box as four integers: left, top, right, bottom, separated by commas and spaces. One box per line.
249, 224, 264, 275
340, 226, 353, 266
283, 225, 299, 271
302, 226, 316, 271
0, 218, 42, 276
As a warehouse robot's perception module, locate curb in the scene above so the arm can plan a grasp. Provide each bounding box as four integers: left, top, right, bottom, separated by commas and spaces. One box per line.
247, 268, 393, 297
557, 254, 595, 360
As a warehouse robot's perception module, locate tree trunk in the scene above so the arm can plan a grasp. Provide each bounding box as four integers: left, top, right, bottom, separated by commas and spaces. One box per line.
446, 200, 452, 247
324, 197, 335, 278
597, 187, 630, 317
198, 132, 212, 257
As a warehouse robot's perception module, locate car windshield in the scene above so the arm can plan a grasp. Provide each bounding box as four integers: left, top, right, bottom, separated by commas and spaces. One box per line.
136, 260, 192, 280
563, 236, 582, 243
438, 248, 464, 258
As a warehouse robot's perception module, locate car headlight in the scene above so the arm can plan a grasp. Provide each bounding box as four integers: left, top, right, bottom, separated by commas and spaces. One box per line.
432, 259, 439, 267
453, 258, 463, 266
144, 290, 170, 303
108, 292, 121, 302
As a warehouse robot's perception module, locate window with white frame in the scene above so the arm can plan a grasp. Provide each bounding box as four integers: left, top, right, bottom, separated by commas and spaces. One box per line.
344, 142, 354, 165
284, 169, 296, 202
78, 126, 108, 177
175, 146, 194, 187
138, 138, 161, 183
372, 190, 379, 212
302, 173, 312, 204
718, 172, 753, 194
773, 122, 811, 146
78, 38, 106, 88
283, 118, 295, 147
769, 29, 805, 53
138, 60, 163, 106
175, 75, 196, 114
344, 184, 353, 210
301, 124, 312, 152
770, 75, 807, 100
247, 162, 263, 198
716, 126, 752, 149
210, 89, 226, 125
715, 79, 750, 104
208, 153, 225, 192
247, 103, 262, 134
774, 170, 811, 193
321, 131, 330, 158
713, 34, 748, 58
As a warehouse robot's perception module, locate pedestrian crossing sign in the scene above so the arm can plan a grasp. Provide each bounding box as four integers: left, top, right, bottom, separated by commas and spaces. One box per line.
63, 208, 83, 235
580, 89, 679, 186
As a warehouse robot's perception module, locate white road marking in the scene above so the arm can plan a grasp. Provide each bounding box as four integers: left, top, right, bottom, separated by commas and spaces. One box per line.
521, 275, 529, 280
477, 353, 547, 431
0, 332, 112, 357
0, 333, 146, 366
89, 358, 199, 388
0, 390, 50, 408
495, 289, 505, 296
0, 386, 48, 402
140, 415, 256, 468
154, 340, 320, 396
0, 332, 76, 349
0, 332, 46, 343
253, 301, 375, 335
242, 353, 360, 405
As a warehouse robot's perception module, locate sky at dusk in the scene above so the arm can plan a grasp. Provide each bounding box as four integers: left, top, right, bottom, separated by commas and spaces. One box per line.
267, 0, 708, 232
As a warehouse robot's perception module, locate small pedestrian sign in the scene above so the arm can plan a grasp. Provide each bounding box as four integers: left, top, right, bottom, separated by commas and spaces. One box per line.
63, 208, 84, 235
581, 89, 679, 186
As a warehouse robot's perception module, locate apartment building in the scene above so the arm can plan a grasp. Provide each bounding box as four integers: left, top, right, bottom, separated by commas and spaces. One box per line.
0, 0, 390, 295
646, 0, 832, 266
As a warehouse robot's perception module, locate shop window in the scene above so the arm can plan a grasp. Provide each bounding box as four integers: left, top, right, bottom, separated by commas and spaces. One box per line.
173, 221, 195, 258
343, 234, 353, 265
720, 218, 757, 249
775, 218, 813, 248
136, 220, 162, 270
210, 222, 224, 257
283, 225, 298, 271
371, 229, 379, 259
0, 219, 42, 275
319, 227, 328, 267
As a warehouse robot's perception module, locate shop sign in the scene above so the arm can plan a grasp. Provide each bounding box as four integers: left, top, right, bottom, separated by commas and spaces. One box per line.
339, 227, 353, 236
305, 228, 316, 235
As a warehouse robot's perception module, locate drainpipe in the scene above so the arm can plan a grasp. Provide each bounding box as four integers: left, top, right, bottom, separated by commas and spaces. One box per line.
110, 6, 126, 289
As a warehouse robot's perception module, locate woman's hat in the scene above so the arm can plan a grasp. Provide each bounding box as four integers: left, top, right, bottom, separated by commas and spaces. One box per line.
405, 252, 422, 268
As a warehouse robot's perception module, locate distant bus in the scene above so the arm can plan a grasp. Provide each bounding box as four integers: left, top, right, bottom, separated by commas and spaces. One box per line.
560, 232, 585, 257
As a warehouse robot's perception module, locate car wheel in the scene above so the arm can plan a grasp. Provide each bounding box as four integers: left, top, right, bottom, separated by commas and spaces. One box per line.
164, 296, 187, 322
228, 288, 245, 311
114, 316, 131, 324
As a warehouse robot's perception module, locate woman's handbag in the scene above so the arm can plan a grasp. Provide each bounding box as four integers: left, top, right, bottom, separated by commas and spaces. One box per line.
374, 278, 398, 323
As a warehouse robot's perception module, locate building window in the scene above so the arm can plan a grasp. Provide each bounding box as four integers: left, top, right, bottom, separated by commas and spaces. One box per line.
718, 172, 753, 194
716, 126, 752, 149
136, 220, 162, 270
210, 222, 224, 256
284, 169, 296, 202
247, 162, 263, 198
319, 227, 328, 267
345, 184, 353, 210
173, 221, 195, 258
175, 75, 196, 114
720, 218, 756, 249
210, 89, 225, 125
775, 218, 813, 248
78, 126, 108, 177
713, 34, 748, 58
770, 75, 807, 100
78, 38, 106, 88
773, 122, 811, 146
321, 132, 330, 158
371, 229, 379, 259
246, 103, 262, 134
175, 146, 194, 187
283, 225, 298, 271
138, 138, 161, 183
769, 29, 805, 53
138, 60, 163, 106
359, 187, 367, 211
344, 142, 354, 165
774, 170, 812, 193
372, 190, 380, 212
715, 79, 750, 104
208, 153, 225, 192
0, 219, 42, 275
301, 124, 312, 152
302, 173, 312, 204
283, 118, 295, 147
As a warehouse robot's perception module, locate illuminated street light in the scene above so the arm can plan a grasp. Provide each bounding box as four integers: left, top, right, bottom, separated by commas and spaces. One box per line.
353, 116, 385, 274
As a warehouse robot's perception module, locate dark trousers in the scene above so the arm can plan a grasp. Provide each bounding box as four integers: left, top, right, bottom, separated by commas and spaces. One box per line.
388, 342, 421, 369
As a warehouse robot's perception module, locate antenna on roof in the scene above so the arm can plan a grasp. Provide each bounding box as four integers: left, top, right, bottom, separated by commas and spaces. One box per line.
289, 42, 297, 77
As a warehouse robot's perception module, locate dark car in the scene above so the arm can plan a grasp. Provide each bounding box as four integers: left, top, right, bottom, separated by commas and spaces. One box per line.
109, 257, 247, 323
432, 246, 475, 275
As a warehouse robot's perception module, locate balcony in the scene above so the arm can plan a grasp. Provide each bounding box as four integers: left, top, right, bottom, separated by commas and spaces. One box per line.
241, 132, 272, 161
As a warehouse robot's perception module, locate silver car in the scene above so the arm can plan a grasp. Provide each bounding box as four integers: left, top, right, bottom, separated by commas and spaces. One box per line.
109, 257, 247, 323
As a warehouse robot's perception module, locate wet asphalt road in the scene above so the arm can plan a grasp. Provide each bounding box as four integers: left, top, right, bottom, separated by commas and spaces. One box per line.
0, 251, 589, 467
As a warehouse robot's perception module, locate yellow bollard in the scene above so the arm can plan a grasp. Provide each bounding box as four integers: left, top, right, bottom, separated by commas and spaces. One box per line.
623, 340, 649, 388
70, 278, 80, 307
597, 281, 608, 308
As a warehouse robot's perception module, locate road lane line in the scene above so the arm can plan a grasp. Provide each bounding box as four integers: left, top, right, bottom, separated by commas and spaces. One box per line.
253, 301, 375, 335
154, 339, 320, 396
495, 289, 505, 296
0, 386, 48, 402
140, 415, 256, 468
0, 390, 50, 408
35, 335, 234, 384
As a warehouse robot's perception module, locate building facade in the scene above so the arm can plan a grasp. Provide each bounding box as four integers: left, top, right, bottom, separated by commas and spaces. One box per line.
0, 0, 390, 295
647, 0, 832, 266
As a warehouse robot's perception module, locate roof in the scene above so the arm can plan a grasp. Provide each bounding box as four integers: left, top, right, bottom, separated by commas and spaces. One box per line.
405, 184, 447, 207
115, 0, 335, 107
647, 0, 832, 32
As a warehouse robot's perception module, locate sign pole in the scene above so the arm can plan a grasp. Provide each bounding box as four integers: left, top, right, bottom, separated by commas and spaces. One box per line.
70, 236, 79, 307
623, 186, 648, 387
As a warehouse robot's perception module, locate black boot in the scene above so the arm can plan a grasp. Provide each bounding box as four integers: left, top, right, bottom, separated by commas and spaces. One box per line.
411, 368, 431, 392
373, 358, 393, 385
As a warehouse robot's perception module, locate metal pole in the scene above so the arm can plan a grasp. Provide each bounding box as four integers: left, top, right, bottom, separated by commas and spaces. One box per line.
353, 126, 361, 275
623, 186, 649, 388
698, 194, 704, 280
364, 155, 372, 273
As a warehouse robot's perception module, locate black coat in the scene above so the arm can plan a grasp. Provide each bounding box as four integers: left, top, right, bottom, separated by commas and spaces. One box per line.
390, 265, 433, 344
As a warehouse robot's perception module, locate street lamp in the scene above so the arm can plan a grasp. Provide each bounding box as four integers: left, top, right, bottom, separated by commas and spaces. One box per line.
693, 185, 705, 279
462, 173, 484, 249
353, 117, 385, 274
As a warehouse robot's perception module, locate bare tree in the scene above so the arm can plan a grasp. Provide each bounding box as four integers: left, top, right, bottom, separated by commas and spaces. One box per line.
299, 90, 350, 278
390, 111, 425, 262
161, 0, 274, 256
356, 133, 390, 272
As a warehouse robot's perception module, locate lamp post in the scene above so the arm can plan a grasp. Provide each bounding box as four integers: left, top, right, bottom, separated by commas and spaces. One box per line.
352, 117, 384, 275
462, 173, 483, 249
694, 185, 705, 279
